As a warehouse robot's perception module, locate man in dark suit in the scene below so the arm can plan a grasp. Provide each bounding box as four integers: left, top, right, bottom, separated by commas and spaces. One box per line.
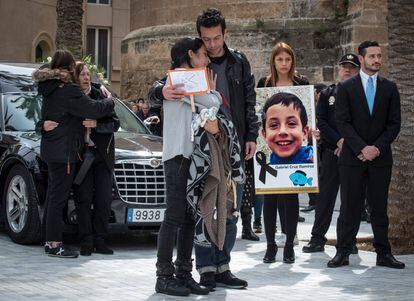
302, 53, 360, 254
328, 41, 405, 269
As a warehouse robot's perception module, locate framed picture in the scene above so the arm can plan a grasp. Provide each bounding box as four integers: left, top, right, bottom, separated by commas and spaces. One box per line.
254, 85, 319, 194
167, 67, 210, 95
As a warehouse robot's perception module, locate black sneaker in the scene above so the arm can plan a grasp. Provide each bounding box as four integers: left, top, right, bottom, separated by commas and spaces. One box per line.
199, 272, 216, 291
215, 271, 247, 289
48, 245, 79, 258
155, 276, 191, 296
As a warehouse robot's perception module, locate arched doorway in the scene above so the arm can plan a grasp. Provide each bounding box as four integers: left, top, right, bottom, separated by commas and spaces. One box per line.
32, 32, 55, 63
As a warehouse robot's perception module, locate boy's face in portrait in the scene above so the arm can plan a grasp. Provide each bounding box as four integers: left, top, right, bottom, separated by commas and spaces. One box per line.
262, 103, 309, 159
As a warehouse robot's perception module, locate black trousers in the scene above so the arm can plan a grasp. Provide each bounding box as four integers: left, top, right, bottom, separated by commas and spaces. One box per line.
336, 164, 392, 255
156, 156, 195, 276
45, 162, 77, 242
73, 148, 113, 246
263, 194, 298, 245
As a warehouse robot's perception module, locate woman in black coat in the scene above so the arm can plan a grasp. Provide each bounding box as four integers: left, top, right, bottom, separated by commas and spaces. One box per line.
33, 50, 114, 258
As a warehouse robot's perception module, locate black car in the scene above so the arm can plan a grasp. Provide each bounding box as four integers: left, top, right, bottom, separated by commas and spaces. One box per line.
0, 63, 166, 244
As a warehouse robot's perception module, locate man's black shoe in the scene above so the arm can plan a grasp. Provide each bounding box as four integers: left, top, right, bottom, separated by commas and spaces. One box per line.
376, 253, 405, 269
302, 242, 325, 253
48, 245, 79, 258
327, 253, 349, 268
242, 225, 260, 241
199, 272, 216, 291
298, 216, 305, 222
176, 274, 209, 295
94, 244, 114, 255
300, 205, 316, 212
215, 271, 247, 289
155, 276, 191, 296
263, 243, 277, 263
283, 244, 295, 264
80, 245, 93, 256
351, 245, 358, 254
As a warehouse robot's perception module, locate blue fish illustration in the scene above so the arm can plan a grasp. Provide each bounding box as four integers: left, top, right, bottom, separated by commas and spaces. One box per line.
289, 170, 313, 186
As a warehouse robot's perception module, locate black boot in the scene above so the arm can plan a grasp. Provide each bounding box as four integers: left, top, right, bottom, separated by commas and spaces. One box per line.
283, 243, 295, 264
155, 262, 190, 296
263, 243, 277, 263
175, 260, 209, 295
242, 214, 260, 241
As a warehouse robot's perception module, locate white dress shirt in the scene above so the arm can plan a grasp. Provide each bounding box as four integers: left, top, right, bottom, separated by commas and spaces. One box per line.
359, 70, 378, 94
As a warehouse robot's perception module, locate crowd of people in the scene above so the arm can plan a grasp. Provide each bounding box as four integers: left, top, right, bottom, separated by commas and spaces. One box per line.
32, 6, 405, 298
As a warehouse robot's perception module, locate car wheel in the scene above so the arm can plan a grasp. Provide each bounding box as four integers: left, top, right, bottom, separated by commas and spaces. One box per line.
2, 164, 41, 244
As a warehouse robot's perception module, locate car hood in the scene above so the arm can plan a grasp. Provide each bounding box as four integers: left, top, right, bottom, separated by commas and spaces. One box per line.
114, 132, 163, 159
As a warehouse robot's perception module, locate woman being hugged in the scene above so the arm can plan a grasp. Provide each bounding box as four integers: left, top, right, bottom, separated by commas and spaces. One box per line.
258, 42, 308, 264
155, 37, 235, 297
33, 50, 114, 258
71, 62, 119, 256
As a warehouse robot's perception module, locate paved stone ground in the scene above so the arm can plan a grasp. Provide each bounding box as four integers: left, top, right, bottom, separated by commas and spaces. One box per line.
0, 204, 413, 301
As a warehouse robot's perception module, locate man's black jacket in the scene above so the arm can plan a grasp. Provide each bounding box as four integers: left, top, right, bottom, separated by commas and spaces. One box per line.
335, 74, 401, 166
148, 43, 258, 147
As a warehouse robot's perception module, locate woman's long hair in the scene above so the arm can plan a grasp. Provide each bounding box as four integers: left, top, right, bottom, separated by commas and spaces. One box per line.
50, 49, 76, 72
265, 42, 296, 87
170, 37, 204, 69
50, 49, 76, 82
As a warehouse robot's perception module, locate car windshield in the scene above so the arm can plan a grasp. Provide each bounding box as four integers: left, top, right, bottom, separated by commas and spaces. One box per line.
1, 93, 150, 134
114, 99, 150, 134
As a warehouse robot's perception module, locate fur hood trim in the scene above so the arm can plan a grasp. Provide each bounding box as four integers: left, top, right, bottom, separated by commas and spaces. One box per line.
32, 68, 72, 83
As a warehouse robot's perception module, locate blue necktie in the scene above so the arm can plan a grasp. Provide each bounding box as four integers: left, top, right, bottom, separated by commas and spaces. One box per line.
366, 76, 375, 114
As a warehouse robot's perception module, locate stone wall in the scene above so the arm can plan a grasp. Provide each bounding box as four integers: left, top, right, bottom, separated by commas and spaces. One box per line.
122, 0, 347, 99
339, 0, 389, 75
122, 0, 390, 99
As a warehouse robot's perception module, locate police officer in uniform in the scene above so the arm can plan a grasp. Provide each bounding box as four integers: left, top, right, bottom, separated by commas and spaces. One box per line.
302, 54, 360, 253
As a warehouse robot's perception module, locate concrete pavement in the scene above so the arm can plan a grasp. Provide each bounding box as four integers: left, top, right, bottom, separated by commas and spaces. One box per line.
0, 206, 412, 301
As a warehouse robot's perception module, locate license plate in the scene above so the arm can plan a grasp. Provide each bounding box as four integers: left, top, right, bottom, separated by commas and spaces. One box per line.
127, 208, 165, 223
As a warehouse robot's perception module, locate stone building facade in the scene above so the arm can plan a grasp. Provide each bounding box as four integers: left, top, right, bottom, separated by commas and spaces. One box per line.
121, 0, 388, 100
0, 0, 130, 94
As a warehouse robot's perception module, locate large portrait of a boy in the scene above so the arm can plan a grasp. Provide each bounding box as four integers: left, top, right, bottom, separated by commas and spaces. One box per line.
254, 85, 319, 194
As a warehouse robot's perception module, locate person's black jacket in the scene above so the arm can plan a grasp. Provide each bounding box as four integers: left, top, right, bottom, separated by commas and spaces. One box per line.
88, 86, 120, 169
335, 73, 401, 166
148, 43, 258, 147
33, 68, 114, 164
316, 84, 341, 151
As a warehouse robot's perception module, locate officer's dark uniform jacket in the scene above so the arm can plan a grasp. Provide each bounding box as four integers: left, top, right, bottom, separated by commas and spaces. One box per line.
148, 43, 258, 147
33, 68, 114, 165
316, 84, 341, 151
